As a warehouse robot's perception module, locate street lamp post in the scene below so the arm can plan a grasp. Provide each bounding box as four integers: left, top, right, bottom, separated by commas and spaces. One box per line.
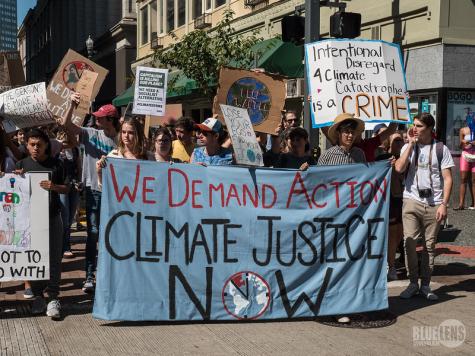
303, 0, 320, 152
86, 34, 95, 59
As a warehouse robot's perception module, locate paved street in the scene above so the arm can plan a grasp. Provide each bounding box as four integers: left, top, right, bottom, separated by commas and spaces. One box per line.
1, 208, 474, 355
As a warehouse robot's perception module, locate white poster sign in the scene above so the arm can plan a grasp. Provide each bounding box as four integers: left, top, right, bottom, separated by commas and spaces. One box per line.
133, 66, 168, 116
220, 104, 264, 167
0, 82, 54, 133
0, 173, 50, 281
305, 39, 411, 127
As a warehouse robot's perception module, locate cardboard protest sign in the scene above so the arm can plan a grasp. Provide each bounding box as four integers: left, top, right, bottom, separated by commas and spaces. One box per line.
220, 104, 264, 166
305, 39, 410, 127
75, 69, 98, 114
144, 103, 182, 138
213, 67, 286, 135
47, 49, 108, 126
0, 83, 54, 133
0, 51, 25, 91
133, 66, 168, 116
93, 159, 391, 321
0, 173, 50, 281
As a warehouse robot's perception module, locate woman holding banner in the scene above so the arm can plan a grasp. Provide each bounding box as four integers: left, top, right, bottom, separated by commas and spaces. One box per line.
96, 117, 153, 185
152, 127, 182, 163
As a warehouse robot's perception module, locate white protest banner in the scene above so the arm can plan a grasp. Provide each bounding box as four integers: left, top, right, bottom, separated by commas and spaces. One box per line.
305, 39, 411, 128
75, 69, 98, 114
220, 104, 264, 167
0, 173, 49, 281
0, 82, 54, 133
133, 66, 168, 116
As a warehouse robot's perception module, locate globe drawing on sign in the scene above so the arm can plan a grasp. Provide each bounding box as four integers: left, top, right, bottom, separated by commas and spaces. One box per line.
226, 77, 271, 125
62, 61, 95, 90
222, 271, 270, 320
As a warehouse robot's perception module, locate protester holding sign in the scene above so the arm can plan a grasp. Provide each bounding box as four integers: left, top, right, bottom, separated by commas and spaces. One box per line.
15, 128, 69, 319
59, 93, 118, 293
191, 118, 234, 166
395, 113, 454, 301
318, 113, 366, 165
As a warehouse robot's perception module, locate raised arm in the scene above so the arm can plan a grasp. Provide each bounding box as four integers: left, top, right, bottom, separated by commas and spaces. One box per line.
59, 92, 82, 137
395, 129, 416, 173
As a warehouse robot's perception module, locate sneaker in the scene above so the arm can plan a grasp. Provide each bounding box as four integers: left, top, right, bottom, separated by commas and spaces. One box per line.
23, 288, 34, 299
420, 285, 439, 301
400, 283, 419, 299
468, 206, 475, 210
337, 316, 350, 323
31, 296, 47, 315
387, 267, 398, 281
46, 299, 61, 319
82, 276, 95, 294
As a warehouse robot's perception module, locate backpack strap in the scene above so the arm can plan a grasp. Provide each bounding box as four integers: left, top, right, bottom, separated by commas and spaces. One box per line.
435, 141, 444, 174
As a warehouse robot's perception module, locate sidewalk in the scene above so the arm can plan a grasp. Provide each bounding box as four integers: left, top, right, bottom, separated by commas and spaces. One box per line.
1, 230, 474, 355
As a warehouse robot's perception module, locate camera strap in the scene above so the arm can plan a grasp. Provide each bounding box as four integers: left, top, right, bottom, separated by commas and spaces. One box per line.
415, 141, 434, 191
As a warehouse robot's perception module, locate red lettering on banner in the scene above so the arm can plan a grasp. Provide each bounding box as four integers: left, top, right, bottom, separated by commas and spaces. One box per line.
374, 178, 388, 202
262, 184, 277, 208
110, 163, 140, 203
286, 172, 312, 208
142, 177, 156, 204
360, 180, 374, 205
209, 183, 224, 207
225, 184, 242, 207
192, 180, 203, 208
346, 181, 358, 208
168, 168, 189, 207
243, 184, 258, 207
311, 184, 327, 208
330, 181, 342, 208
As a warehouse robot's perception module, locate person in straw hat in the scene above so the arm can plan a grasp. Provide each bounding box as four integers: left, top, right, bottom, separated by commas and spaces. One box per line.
317, 113, 367, 166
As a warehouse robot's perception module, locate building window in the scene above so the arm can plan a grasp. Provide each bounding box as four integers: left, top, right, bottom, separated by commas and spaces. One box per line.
141, 6, 149, 45
167, 0, 174, 31
159, 0, 164, 34
206, 0, 212, 11
215, 0, 226, 7
178, 0, 186, 27
193, 0, 202, 19
151, 1, 157, 36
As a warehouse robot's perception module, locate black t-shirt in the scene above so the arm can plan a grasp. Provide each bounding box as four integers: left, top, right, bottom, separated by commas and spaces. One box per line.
264, 151, 316, 169
16, 156, 68, 214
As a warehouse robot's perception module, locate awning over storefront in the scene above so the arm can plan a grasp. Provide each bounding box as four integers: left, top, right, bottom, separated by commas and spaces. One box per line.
112, 38, 304, 106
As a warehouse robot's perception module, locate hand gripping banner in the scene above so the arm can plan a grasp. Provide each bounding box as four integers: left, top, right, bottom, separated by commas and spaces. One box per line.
93, 159, 391, 321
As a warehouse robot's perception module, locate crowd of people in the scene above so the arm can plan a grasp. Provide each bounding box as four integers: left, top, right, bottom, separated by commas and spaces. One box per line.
2, 89, 472, 321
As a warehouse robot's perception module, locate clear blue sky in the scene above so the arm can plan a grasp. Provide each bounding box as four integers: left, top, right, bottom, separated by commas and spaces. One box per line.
17, 0, 37, 27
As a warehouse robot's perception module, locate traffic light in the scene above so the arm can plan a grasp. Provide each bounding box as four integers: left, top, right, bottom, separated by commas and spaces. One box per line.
330, 11, 361, 38
281, 15, 305, 43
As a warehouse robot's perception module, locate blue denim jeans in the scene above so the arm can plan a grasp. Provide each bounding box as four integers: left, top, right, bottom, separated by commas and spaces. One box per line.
60, 189, 80, 252
85, 187, 101, 277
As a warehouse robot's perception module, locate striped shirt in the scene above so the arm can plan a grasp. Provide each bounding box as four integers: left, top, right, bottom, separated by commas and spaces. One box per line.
317, 145, 367, 166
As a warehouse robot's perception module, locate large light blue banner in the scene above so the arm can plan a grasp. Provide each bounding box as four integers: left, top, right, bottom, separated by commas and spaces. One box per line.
93, 159, 391, 321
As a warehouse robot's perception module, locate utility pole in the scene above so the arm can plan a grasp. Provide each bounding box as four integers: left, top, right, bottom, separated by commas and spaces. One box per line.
303, 0, 320, 151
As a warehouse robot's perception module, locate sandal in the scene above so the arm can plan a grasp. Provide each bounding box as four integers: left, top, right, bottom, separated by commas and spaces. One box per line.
453, 206, 465, 210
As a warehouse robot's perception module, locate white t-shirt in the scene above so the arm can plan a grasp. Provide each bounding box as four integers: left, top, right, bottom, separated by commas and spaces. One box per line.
401, 142, 454, 205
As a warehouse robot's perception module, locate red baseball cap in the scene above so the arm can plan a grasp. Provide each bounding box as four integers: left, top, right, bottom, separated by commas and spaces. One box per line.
92, 104, 119, 118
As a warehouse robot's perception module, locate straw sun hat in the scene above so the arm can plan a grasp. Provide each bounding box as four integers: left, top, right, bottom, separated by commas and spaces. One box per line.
327, 113, 365, 144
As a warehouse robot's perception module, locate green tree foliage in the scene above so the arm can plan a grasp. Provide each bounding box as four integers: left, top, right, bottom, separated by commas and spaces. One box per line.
154, 10, 261, 98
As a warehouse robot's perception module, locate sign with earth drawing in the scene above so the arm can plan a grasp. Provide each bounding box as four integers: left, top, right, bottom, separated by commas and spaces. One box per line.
214, 67, 286, 135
